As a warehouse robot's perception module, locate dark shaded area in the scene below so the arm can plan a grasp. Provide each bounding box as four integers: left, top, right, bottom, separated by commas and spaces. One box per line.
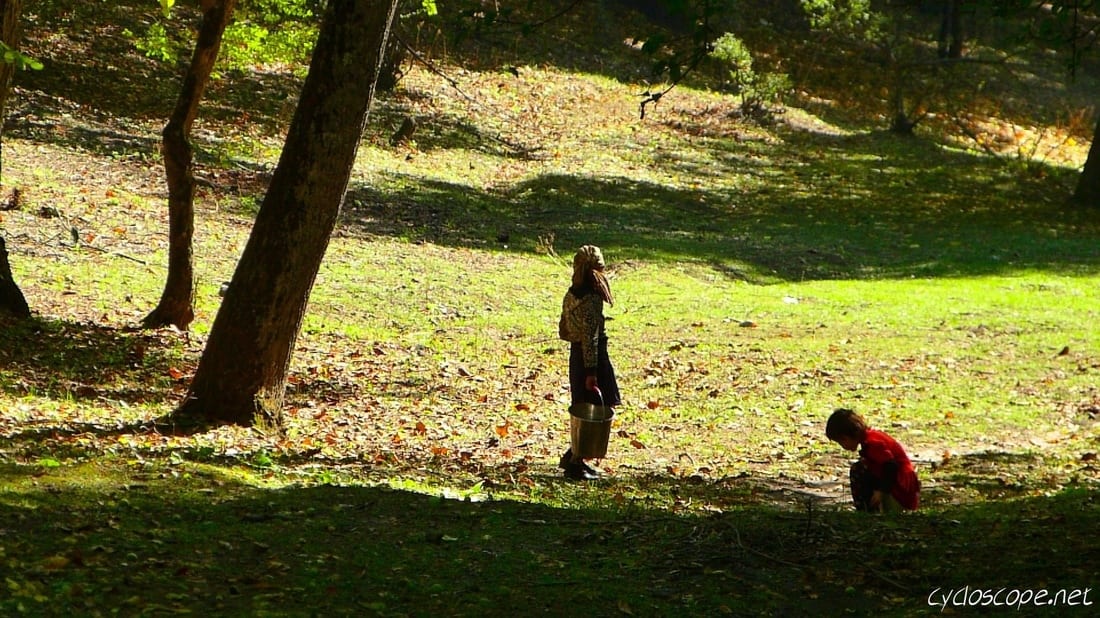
0, 460, 1095, 616
0, 316, 186, 405
935, 450, 1048, 500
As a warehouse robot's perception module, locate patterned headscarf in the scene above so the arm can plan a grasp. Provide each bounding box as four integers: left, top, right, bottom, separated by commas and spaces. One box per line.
572, 245, 613, 306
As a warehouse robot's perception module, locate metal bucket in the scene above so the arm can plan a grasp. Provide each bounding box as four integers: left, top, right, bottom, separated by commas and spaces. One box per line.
569, 401, 614, 459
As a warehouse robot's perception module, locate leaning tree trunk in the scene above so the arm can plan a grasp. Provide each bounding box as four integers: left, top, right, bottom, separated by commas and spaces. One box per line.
1073, 115, 1100, 206
1, 0, 25, 180
0, 0, 29, 318
143, 0, 237, 331
0, 0, 21, 125
176, 0, 399, 426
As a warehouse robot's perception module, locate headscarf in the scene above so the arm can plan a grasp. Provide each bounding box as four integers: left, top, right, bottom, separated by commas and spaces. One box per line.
572, 245, 613, 306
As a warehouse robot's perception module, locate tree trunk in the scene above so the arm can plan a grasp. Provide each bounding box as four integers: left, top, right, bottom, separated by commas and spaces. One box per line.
0, 235, 29, 318
888, 57, 917, 135
938, 0, 964, 59
0, 1, 29, 318
1, 0, 24, 181
176, 0, 399, 426
143, 0, 237, 331
1073, 115, 1100, 206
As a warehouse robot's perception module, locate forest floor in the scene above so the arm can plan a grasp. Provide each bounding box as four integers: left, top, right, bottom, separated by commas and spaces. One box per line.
1, 1, 1099, 616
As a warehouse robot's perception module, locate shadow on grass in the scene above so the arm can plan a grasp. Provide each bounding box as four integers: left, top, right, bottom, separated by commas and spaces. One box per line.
0, 316, 186, 407
341, 127, 1100, 283
0, 459, 1094, 616
9, 0, 1099, 287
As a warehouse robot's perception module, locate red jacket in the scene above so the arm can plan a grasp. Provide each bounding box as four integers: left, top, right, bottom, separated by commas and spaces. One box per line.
860, 429, 920, 510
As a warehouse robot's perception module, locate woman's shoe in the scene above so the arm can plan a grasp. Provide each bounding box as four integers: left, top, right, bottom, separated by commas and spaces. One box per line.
560, 448, 601, 479
558, 448, 574, 470
563, 461, 598, 481
580, 461, 601, 477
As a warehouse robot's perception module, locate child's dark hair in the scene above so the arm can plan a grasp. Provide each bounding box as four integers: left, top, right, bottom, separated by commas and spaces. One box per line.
826, 408, 868, 441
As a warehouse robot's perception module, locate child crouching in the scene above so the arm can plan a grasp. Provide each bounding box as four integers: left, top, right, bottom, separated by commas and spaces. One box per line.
826, 408, 920, 512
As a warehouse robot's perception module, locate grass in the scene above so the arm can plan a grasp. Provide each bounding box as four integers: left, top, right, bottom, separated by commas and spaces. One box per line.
2, 0, 1099, 615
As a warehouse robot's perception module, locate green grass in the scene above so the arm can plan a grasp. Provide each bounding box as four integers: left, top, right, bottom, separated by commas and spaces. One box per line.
1, 0, 1099, 615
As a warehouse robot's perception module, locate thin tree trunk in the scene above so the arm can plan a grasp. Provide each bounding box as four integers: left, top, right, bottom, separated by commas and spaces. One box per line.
938, 0, 964, 59
176, 0, 399, 426
143, 0, 237, 331
1073, 115, 1100, 206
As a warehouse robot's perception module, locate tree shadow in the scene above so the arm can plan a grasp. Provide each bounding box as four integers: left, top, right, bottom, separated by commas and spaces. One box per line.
8, 0, 1098, 287
340, 125, 1100, 283
0, 459, 1094, 615
927, 449, 1058, 503
0, 316, 187, 406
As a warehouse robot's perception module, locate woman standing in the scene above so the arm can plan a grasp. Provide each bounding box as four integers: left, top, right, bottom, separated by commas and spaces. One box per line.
557, 245, 622, 480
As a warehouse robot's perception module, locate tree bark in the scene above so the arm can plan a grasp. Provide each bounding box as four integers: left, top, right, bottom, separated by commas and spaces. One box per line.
143, 0, 237, 331
0, 1, 29, 318
176, 0, 399, 426
1, 0, 24, 181
0, 236, 29, 318
1073, 115, 1100, 207
938, 0, 964, 59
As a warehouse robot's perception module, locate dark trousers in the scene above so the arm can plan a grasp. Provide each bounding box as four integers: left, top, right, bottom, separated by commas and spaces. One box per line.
849, 462, 901, 513
569, 337, 621, 407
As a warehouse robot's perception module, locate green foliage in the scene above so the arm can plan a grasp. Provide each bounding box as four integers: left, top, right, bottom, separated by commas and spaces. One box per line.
217, 0, 320, 71
710, 32, 752, 74
800, 0, 870, 29
709, 32, 791, 120
159, 0, 175, 18
125, 22, 182, 63
800, 0, 881, 40
219, 20, 317, 72
128, 0, 319, 70
0, 42, 44, 70
245, 0, 316, 22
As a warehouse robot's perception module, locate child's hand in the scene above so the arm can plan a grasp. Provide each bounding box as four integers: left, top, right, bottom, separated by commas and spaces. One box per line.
585, 375, 599, 391
869, 490, 884, 510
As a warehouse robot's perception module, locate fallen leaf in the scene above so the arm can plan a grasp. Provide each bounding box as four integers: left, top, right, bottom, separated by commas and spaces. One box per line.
41, 555, 70, 571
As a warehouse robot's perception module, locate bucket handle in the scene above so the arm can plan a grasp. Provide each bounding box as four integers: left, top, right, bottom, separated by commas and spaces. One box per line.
592, 385, 605, 407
